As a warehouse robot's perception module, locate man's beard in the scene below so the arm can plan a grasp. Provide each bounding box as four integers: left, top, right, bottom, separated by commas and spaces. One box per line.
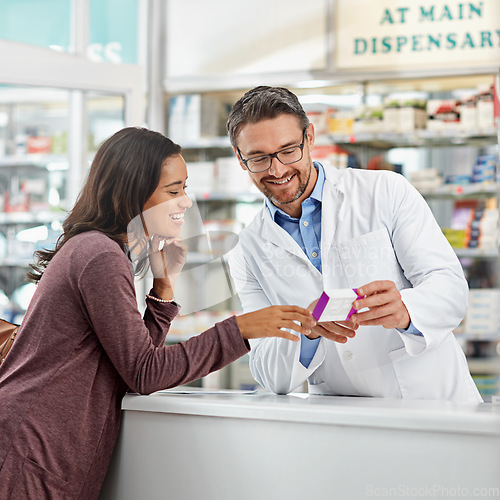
257, 160, 313, 206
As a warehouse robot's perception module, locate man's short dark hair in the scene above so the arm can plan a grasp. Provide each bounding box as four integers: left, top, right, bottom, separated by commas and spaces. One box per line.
226, 86, 310, 147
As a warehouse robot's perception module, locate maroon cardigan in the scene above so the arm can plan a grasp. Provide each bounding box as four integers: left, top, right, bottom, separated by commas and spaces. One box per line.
0, 231, 249, 499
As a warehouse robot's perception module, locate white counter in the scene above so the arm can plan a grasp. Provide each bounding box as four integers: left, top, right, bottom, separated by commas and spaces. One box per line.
100, 390, 500, 500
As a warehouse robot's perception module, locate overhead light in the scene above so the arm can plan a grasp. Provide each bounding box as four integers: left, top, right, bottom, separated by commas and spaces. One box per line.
298, 94, 362, 108
295, 80, 332, 89
17, 225, 48, 242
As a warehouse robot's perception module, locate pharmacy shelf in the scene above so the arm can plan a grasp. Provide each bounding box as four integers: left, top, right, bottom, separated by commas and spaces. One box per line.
0, 211, 67, 225
0, 257, 34, 267
419, 183, 500, 200
176, 129, 497, 151
181, 137, 232, 149
327, 129, 497, 149
467, 357, 500, 375
454, 248, 499, 258
0, 154, 68, 169
192, 191, 263, 203
456, 332, 500, 341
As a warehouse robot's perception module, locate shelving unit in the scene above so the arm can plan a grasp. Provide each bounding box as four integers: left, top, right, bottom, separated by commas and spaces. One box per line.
0, 87, 127, 322
164, 73, 499, 395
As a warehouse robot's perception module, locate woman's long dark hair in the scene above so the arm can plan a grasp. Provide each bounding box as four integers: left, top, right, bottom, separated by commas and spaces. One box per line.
28, 127, 181, 283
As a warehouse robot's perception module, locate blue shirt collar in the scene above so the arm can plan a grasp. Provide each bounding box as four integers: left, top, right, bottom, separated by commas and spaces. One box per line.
266, 161, 325, 221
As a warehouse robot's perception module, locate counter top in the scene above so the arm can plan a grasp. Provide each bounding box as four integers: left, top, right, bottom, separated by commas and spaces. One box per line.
102, 390, 500, 500
123, 389, 500, 436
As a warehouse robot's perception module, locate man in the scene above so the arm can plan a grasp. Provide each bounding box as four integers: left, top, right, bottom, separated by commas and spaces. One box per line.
226, 85, 481, 402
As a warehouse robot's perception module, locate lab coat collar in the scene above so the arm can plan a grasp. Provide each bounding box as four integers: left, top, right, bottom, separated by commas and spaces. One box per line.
259, 163, 346, 266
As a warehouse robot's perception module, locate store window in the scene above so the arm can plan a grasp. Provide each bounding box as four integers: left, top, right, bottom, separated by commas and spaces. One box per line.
89, 0, 138, 64
0, 0, 71, 51
0, 0, 138, 64
0, 84, 126, 323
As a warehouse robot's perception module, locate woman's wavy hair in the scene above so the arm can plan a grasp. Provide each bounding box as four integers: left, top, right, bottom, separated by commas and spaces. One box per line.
28, 127, 181, 283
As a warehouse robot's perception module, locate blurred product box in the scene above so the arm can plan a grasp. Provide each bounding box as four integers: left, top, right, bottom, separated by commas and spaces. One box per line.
168, 94, 230, 144
7, 237, 35, 261
426, 99, 460, 131
442, 228, 467, 248
383, 99, 426, 133
51, 131, 67, 155
446, 199, 499, 250
311, 144, 349, 169
383, 101, 399, 132
327, 110, 354, 135
14, 133, 28, 154
444, 174, 471, 185
472, 375, 499, 399
4, 191, 29, 212
399, 101, 427, 132
465, 289, 500, 335
353, 106, 384, 134
21, 178, 50, 211
471, 155, 497, 184
215, 156, 255, 193
476, 84, 495, 130
27, 136, 52, 154
185, 161, 216, 195
459, 97, 477, 130
307, 110, 329, 135
408, 168, 442, 192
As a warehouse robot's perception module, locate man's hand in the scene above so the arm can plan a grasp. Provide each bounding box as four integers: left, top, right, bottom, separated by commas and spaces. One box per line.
306, 299, 358, 343
350, 280, 410, 330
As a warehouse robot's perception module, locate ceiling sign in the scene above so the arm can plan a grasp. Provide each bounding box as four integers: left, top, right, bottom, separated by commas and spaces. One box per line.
335, 0, 500, 71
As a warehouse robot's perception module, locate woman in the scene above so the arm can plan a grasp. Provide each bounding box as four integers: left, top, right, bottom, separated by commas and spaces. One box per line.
0, 127, 315, 499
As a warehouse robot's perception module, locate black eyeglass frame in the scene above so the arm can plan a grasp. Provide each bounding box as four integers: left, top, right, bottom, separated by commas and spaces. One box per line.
236, 128, 308, 173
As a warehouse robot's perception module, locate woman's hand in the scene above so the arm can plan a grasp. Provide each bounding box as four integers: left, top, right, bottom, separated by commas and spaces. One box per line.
235, 305, 316, 341
149, 234, 187, 299
305, 299, 358, 343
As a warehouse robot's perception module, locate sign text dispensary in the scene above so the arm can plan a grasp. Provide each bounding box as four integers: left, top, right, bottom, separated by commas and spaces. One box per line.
354, 3, 497, 55
353, 2, 500, 56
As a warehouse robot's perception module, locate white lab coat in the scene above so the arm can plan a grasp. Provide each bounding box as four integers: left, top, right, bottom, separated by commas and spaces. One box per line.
228, 166, 482, 403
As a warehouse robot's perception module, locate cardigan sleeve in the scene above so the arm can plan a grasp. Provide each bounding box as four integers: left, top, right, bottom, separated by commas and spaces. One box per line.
78, 251, 249, 394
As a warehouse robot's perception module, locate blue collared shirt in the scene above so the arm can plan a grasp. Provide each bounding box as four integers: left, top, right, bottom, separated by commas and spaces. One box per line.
266, 162, 421, 369
266, 163, 324, 367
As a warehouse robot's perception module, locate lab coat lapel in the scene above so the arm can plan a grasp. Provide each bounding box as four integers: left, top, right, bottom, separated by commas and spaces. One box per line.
321, 170, 345, 268
260, 210, 312, 263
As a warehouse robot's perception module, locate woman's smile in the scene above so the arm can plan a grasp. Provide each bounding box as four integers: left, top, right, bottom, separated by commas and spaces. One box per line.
169, 211, 186, 225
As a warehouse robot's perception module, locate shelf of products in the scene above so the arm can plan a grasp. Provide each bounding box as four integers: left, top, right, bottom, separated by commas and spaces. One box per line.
0, 86, 126, 323
165, 73, 499, 394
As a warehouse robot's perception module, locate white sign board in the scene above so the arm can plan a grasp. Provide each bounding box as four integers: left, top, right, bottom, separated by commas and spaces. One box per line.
166, 0, 328, 79
335, 0, 500, 71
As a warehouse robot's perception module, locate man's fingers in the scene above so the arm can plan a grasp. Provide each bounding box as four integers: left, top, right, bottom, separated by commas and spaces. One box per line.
356, 280, 393, 297
318, 321, 356, 337
315, 325, 349, 343
314, 323, 356, 342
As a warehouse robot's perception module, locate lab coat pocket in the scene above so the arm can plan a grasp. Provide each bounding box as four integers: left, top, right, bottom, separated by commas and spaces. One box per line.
389, 346, 442, 400
337, 228, 406, 289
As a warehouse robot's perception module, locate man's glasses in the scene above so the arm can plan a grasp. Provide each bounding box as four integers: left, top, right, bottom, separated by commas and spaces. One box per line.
237, 129, 307, 173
